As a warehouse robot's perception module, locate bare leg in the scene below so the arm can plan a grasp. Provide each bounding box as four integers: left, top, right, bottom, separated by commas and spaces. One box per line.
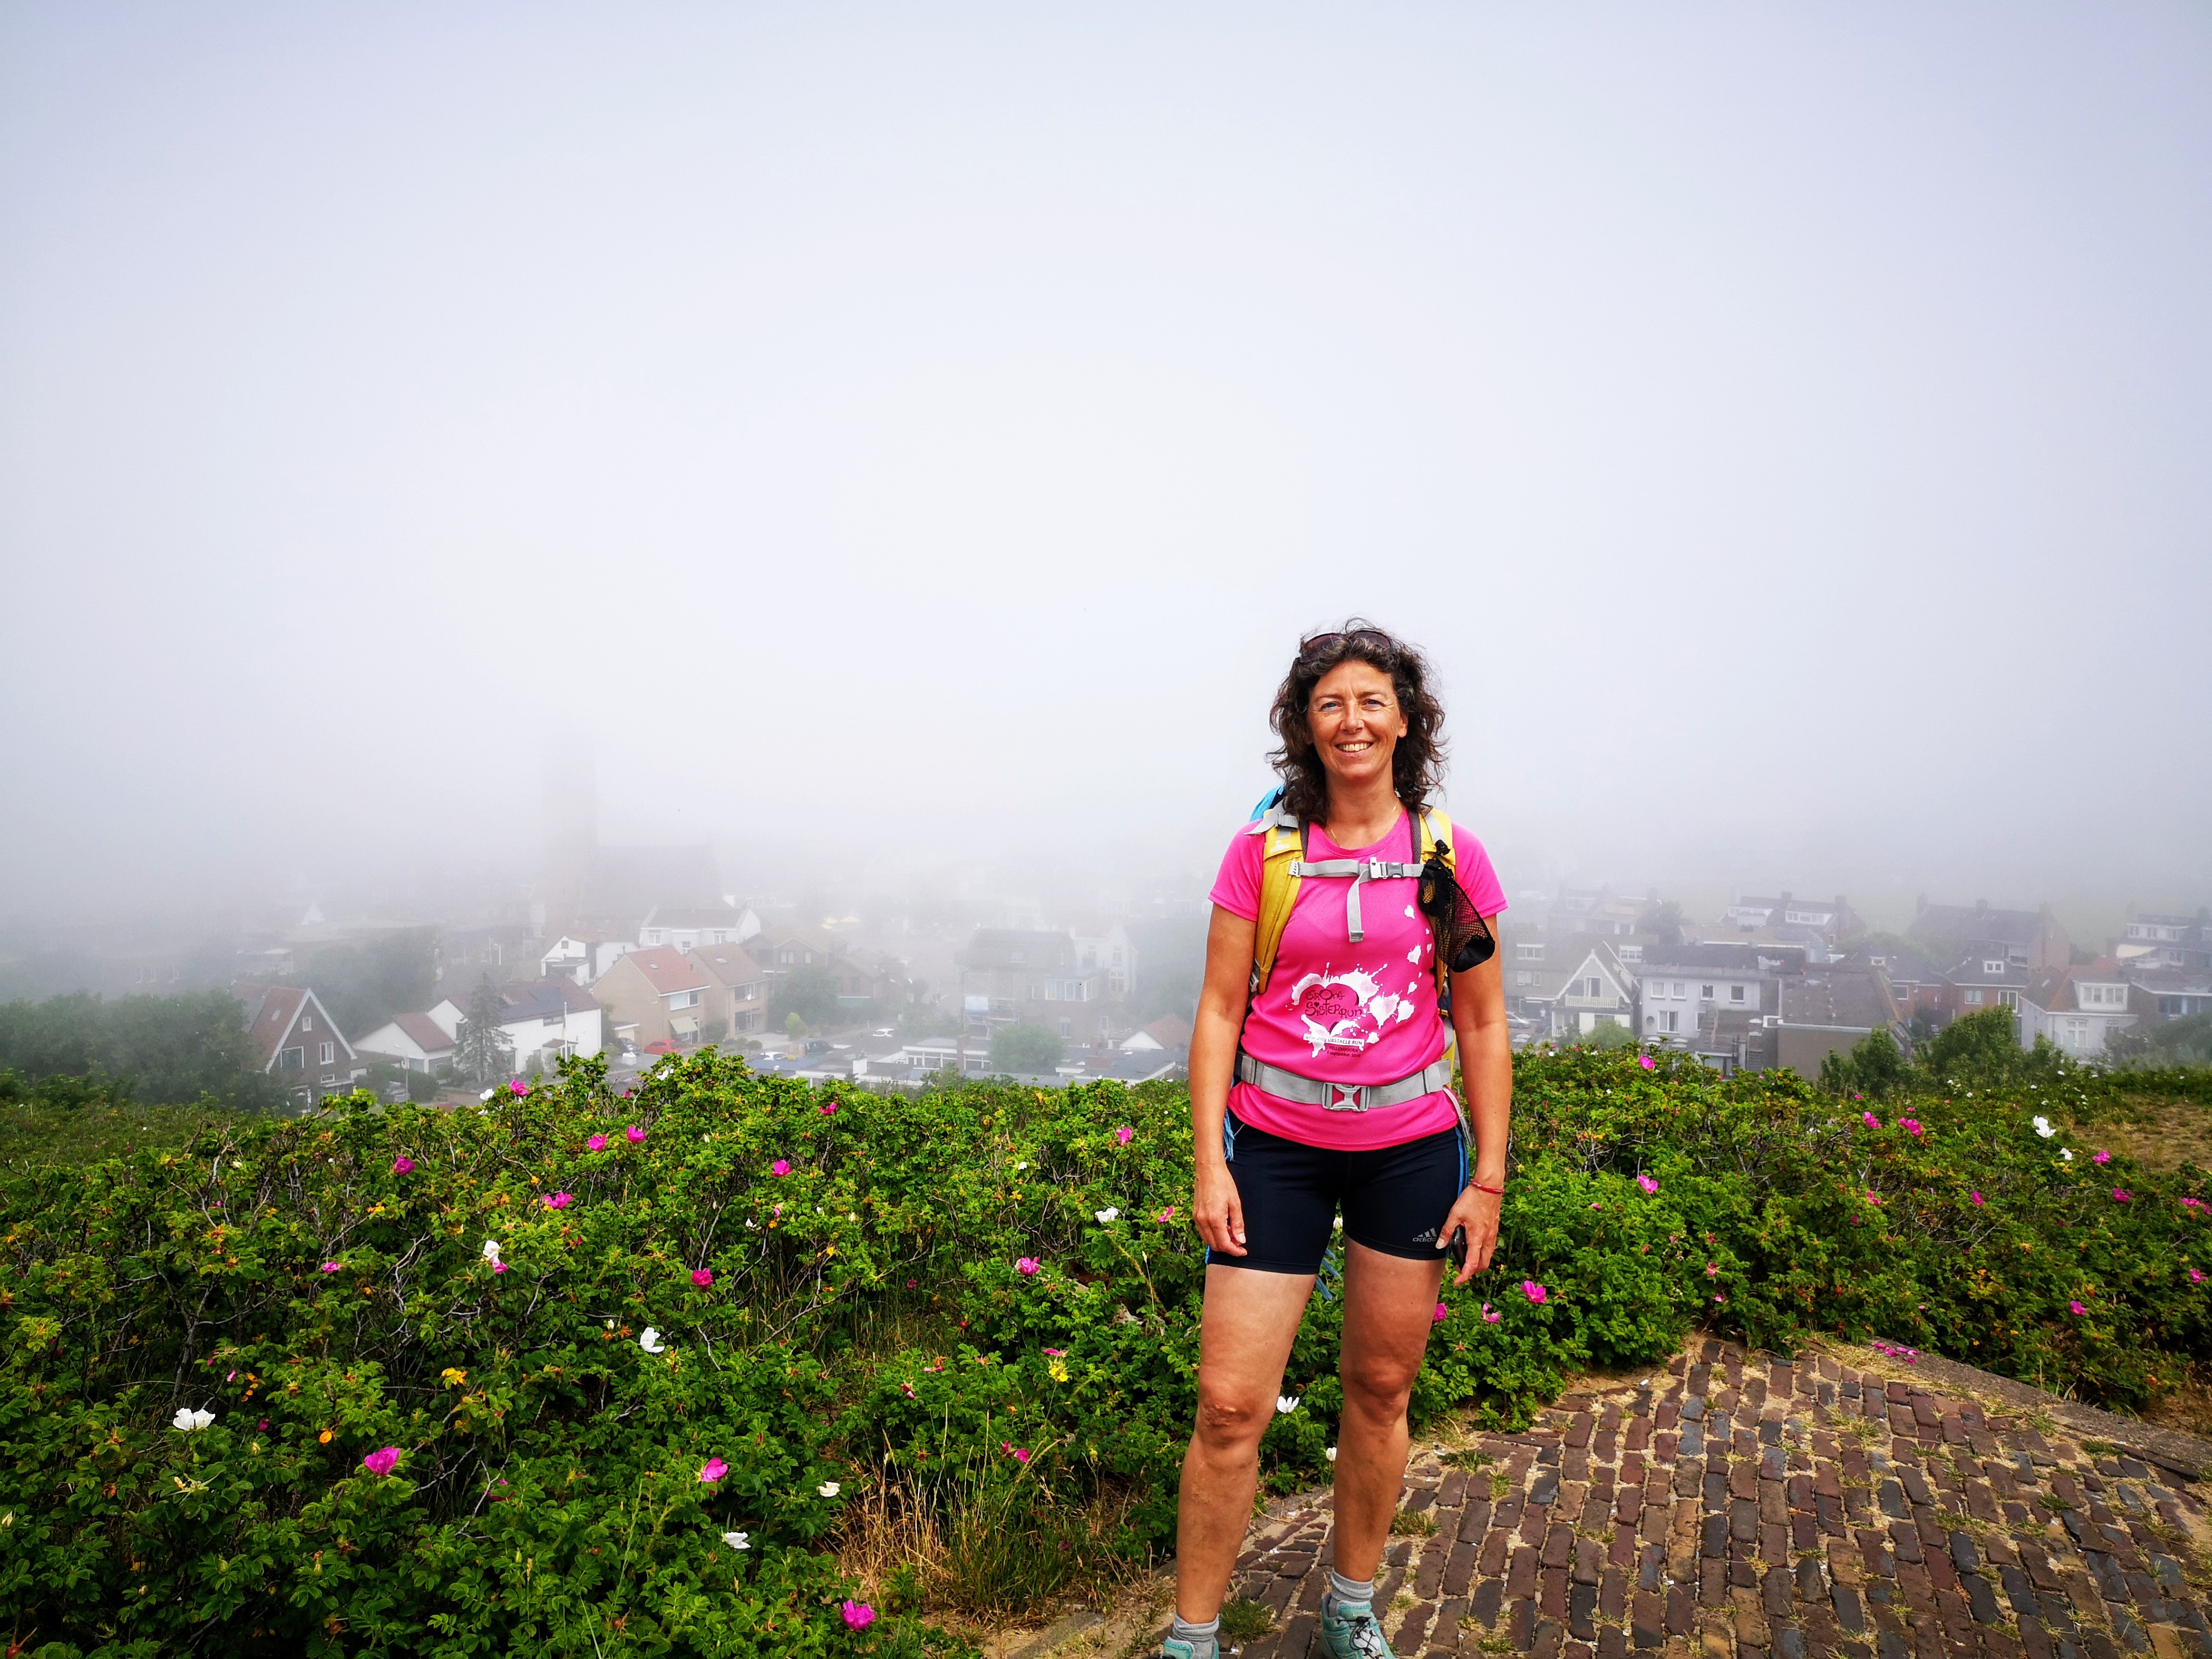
1331, 1242, 1446, 1584
1173, 1263, 1316, 1622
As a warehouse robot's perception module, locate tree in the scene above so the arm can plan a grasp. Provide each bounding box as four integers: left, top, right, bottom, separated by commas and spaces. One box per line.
0, 990, 285, 1112
1640, 901, 1684, 948
300, 929, 435, 1039
1918, 1005, 2034, 1088
769, 964, 842, 1032
1819, 1027, 1906, 1098
1580, 1020, 1637, 1051
452, 976, 515, 1088
991, 1022, 1063, 1074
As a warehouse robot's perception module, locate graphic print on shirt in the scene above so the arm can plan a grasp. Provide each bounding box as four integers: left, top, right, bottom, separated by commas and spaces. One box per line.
1285, 952, 1428, 1057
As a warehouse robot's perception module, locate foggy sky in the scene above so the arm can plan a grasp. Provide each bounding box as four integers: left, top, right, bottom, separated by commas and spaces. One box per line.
3, 2, 2208, 933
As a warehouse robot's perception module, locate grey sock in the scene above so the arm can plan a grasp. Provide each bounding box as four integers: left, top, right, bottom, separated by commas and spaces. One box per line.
1168, 1611, 1220, 1656
1326, 1568, 1375, 1614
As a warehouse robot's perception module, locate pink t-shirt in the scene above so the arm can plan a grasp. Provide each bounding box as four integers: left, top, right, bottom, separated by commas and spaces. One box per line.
1210, 808, 1507, 1151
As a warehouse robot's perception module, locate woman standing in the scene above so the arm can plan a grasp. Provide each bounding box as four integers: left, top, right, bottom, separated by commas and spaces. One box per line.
1162, 624, 1511, 1659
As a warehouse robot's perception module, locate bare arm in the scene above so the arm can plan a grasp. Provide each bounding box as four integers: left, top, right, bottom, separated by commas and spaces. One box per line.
1434, 933, 1512, 1286
1188, 904, 1257, 1257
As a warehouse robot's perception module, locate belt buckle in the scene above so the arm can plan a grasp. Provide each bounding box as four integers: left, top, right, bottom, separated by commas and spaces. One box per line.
1325, 1082, 1367, 1113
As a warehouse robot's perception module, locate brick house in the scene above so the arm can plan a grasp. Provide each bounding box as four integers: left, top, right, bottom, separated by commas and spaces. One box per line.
591, 947, 713, 1049
233, 981, 368, 1106
688, 945, 768, 1036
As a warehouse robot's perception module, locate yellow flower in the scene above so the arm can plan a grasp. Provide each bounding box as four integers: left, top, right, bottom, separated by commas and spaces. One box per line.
440, 1368, 469, 1389
318, 1429, 333, 1444
1048, 1359, 1069, 1384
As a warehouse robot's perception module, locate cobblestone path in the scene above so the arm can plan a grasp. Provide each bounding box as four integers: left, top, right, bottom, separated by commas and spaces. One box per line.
1219, 1340, 2212, 1659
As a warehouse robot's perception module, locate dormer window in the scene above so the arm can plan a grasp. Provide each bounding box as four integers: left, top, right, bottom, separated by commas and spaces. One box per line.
1982, 961, 2005, 977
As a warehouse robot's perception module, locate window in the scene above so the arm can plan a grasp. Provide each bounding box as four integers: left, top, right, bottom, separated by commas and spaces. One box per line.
1673, 982, 1686, 998
1729, 985, 1745, 1003
1662, 1010, 1680, 1033
1516, 943, 1543, 961
670, 989, 701, 1009
779, 948, 795, 965
280, 1047, 304, 1070
1620, 945, 1642, 963
1998, 990, 2019, 1010
1701, 984, 1715, 1001
320, 1041, 334, 1065
1964, 988, 1985, 1006
302, 1013, 314, 1032
1983, 961, 2005, 977
1515, 971, 1534, 987
2064, 1017, 2090, 1045
1059, 1019, 1072, 1038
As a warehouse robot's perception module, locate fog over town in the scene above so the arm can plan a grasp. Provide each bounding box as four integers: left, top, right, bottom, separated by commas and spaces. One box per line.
3, 4, 2208, 1083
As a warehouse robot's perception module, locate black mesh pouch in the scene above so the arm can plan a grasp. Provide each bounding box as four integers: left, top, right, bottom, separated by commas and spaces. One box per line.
1418, 851, 1496, 973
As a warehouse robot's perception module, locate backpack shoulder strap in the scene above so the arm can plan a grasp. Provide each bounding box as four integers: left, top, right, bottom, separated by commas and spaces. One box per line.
1419, 807, 1461, 1004
1247, 806, 1304, 1000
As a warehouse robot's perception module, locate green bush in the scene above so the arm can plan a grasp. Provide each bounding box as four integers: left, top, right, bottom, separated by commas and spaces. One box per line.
3, 1047, 2210, 1655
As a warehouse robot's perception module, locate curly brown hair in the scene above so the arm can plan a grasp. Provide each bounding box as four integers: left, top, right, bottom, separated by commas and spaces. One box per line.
1265, 619, 1448, 826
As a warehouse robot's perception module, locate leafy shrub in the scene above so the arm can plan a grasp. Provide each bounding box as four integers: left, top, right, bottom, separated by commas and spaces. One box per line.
3, 1047, 2210, 1655
987, 1023, 1063, 1075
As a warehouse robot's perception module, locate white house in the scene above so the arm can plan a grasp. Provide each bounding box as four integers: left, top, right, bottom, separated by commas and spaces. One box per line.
1518, 941, 1638, 1040
638, 905, 760, 952
354, 1011, 460, 1074
2021, 967, 2138, 1060
1631, 946, 1769, 1045
540, 936, 635, 986
426, 979, 604, 1074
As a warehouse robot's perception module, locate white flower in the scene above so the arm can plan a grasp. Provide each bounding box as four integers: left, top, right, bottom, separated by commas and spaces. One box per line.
818, 1481, 841, 1497
721, 1530, 751, 1551
1014, 1162, 1027, 1171
172, 1406, 214, 1432
1325, 1446, 1338, 1462
481, 1088, 496, 1102
1276, 1395, 1301, 1414
481, 1240, 502, 1266
1095, 1207, 1119, 1223
604, 1319, 615, 1330
2060, 1148, 2074, 1162
2033, 1115, 2055, 1138
639, 1327, 667, 1354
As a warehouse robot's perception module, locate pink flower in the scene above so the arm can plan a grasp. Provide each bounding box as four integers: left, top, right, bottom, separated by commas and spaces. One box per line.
257, 1418, 269, 1430
698, 1457, 729, 1483
1713, 1293, 1728, 1306
1156, 1206, 1176, 1224
1970, 1191, 1985, 1206
842, 1600, 876, 1631
772, 1160, 790, 1176
361, 1447, 401, 1477
2069, 1300, 2088, 1315
625, 1126, 645, 1143
1862, 1112, 1879, 1129
1900, 1118, 1923, 1136
1636, 1174, 1658, 1195
1521, 1280, 1548, 1304
1433, 1302, 1449, 1323
819, 1102, 837, 1115
906, 1278, 916, 1288
692, 1268, 714, 1288
1705, 1262, 1719, 1277
2190, 1268, 2206, 1285
492, 1262, 508, 1274
392, 1156, 414, 1175
587, 1134, 607, 1151
1482, 1302, 1500, 1323
2184, 1197, 2207, 1212
1043, 1347, 1065, 1356
508, 1079, 527, 1095
544, 1191, 574, 1210
1638, 1055, 1655, 1070
1114, 1126, 1134, 1145
2113, 1189, 2132, 1202
1016, 1257, 1041, 1276
1000, 1442, 1030, 1464
321, 1261, 340, 1273
2093, 1150, 2111, 1165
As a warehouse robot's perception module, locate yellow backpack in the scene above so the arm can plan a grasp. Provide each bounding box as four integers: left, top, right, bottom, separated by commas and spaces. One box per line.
1245, 798, 1461, 1004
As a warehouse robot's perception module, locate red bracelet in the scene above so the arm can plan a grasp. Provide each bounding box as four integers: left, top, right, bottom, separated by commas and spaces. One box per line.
1468, 1181, 1505, 1195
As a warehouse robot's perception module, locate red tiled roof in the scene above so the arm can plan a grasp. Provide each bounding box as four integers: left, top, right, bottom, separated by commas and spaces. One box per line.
622, 947, 708, 996
392, 1011, 456, 1054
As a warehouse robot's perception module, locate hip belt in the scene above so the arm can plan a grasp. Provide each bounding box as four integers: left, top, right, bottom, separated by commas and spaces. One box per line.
1235, 1049, 1456, 1113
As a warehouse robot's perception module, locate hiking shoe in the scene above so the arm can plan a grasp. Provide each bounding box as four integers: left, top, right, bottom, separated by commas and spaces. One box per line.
1320, 1600, 1396, 1659
1158, 1639, 1208, 1659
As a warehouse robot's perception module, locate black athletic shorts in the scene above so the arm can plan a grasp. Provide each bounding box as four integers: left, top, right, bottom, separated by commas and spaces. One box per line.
1209, 1108, 1468, 1275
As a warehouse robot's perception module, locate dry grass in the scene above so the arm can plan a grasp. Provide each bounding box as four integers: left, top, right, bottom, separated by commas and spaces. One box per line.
2083, 1098, 2212, 1177
2142, 1361, 2212, 1441
835, 1467, 1153, 1631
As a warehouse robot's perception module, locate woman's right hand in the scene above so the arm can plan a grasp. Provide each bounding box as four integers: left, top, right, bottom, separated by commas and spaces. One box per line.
1192, 1160, 1246, 1256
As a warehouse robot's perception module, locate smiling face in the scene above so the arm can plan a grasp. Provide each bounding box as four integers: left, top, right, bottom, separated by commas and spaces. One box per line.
1306, 658, 1407, 797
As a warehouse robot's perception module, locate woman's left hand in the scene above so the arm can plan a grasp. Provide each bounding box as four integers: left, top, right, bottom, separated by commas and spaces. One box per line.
1437, 1183, 1502, 1287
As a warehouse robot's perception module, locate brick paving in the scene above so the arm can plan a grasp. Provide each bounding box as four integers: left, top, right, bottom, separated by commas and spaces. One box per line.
1219, 1339, 2212, 1659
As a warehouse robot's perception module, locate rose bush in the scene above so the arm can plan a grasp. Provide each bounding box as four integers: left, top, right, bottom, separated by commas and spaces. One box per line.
2, 1044, 2208, 1654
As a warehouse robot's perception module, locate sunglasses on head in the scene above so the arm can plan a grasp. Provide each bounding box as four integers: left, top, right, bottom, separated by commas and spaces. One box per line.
1297, 627, 1394, 661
